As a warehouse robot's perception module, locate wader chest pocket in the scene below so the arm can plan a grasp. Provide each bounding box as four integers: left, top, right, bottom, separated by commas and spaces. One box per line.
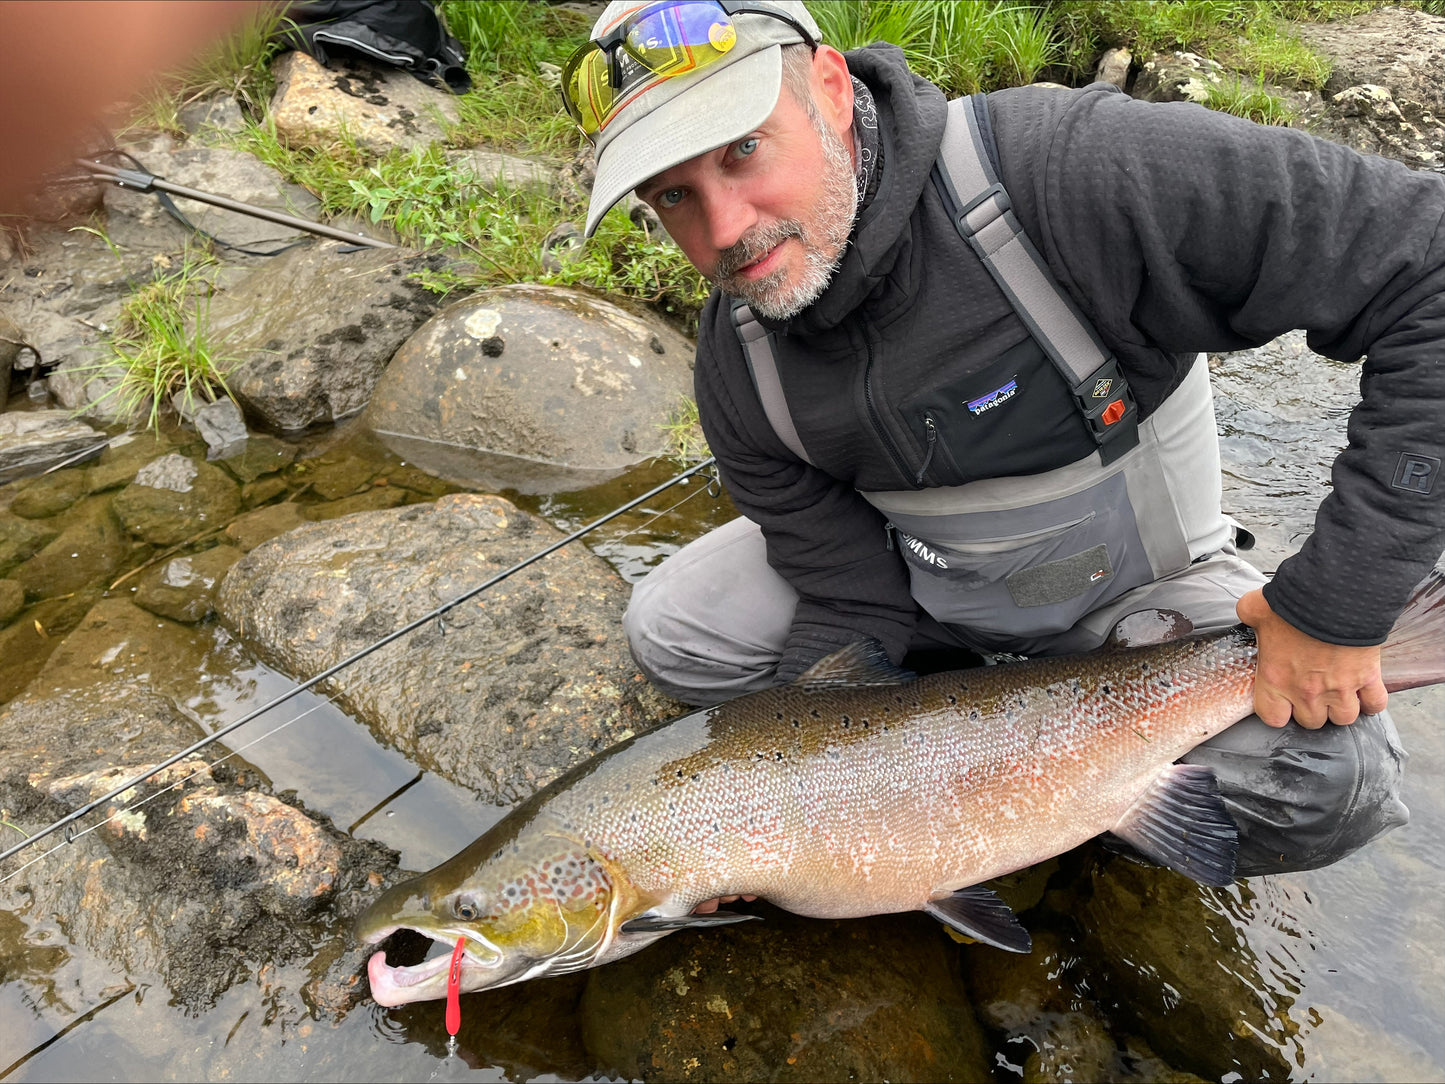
883, 473, 1156, 649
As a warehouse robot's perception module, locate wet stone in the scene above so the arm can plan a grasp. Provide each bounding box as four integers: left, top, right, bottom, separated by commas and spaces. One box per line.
132, 544, 244, 624
112, 454, 242, 545
242, 475, 291, 508
306, 454, 377, 500
579, 906, 993, 1083
216, 493, 681, 802
365, 284, 695, 494
82, 431, 178, 494
9, 470, 86, 519
0, 410, 105, 485
0, 515, 59, 576
224, 502, 308, 552
11, 500, 128, 601
1076, 856, 1294, 1083
0, 579, 24, 626
0, 588, 102, 703
218, 434, 298, 484
304, 486, 407, 521
378, 463, 452, 498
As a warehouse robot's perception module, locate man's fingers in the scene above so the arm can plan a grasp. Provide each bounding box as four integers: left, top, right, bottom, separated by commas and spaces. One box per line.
1253, 686, 1295, 728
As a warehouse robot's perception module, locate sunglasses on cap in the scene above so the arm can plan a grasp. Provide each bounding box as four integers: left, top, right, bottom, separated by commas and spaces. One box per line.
560, 0, 817, 140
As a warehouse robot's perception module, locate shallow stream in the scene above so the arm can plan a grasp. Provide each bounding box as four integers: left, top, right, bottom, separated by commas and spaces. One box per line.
1, 337, 1441, 1082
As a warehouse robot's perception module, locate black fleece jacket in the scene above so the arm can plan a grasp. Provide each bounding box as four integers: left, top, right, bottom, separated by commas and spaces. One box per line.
693, 44, 1445, 679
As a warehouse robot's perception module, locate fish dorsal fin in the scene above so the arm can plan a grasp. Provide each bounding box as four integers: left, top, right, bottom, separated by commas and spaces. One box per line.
794, 639, 916, 691
924, 885, 1031, 953
1109, 763, 1238, 887
619, 910, 761, 935
1107, 608, 1195, 649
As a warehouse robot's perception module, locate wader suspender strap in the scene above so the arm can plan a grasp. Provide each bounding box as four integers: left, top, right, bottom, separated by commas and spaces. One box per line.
731, 300, 816, 465
938, 95, 1139, 463
730, 92, 1139, 468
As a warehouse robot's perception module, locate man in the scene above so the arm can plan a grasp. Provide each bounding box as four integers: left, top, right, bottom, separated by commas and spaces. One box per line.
562, 1, 1443, 873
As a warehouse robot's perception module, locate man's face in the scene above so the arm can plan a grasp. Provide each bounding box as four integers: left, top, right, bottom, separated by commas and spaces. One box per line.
635, 53, 858, 321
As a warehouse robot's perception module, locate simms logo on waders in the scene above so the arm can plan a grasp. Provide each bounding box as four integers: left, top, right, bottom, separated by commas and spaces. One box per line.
1392, 453, 1440, 495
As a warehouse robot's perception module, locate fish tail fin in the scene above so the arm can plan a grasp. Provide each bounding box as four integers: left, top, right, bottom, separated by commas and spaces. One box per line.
1380, 565, 1445, 693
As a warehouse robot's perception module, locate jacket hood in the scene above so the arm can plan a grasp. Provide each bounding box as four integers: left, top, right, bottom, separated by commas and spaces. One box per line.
763, 43, 948, 336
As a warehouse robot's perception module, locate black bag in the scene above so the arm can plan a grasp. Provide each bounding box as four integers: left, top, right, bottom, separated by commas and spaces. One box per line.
283, 0, 471, 94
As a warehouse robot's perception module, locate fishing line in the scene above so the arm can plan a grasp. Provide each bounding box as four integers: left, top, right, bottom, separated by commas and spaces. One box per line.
0, 456, 719, 868
0, 686, 349, 888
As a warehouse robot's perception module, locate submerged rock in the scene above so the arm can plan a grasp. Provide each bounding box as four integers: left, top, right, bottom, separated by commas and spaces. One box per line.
11, 497, 130, 601
366, 285, 695, 494
215, 493, 681, 803
578, 905, 993, 1083
1076, 856, 1296, 1082
132, 544, 244, 623
112, 453, 242, 545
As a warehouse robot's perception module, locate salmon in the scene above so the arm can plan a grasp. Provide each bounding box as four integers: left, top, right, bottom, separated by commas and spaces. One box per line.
358, 569, 1445, 1005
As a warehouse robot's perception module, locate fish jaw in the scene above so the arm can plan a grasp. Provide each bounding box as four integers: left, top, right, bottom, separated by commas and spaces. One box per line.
365, 932, 519, 1006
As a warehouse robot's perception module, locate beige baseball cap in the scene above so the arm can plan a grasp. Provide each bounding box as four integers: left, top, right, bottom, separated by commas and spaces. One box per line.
577, 1, 822, 236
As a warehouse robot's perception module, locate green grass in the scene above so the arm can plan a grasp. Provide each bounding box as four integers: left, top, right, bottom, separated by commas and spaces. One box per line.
129, 4, 293, 134
1206, 75, 1298, 124
69, 231, 238, 431
659, 397, 712, 464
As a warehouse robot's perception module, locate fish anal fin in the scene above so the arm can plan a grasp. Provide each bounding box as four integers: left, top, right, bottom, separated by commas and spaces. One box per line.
925, 885, 1031, 953
795, 639, 916, 690
619, 910, 761, 935
1108, 608, 1195, 649
1111, 763, 1238, 887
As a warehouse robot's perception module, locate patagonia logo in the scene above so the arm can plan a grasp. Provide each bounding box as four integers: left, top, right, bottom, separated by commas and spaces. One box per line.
1392, 452, 1440, 494
899, 533, 948, 569
966, 378, 1019, 416
1092, 377, 1114, 398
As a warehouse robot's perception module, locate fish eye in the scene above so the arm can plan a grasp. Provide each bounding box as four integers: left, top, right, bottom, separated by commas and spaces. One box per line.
454, 895, 482, 921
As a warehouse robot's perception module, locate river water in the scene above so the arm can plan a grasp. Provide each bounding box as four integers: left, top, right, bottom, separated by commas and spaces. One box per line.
0, 334, 1441, 1081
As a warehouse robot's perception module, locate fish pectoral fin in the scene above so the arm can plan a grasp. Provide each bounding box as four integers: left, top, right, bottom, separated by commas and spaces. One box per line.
619, 911, 762, 934
1111, 763, 1238, 887
925, 886, 1031, 953
1107, 608, 1196, 648
794, 639, 916, 690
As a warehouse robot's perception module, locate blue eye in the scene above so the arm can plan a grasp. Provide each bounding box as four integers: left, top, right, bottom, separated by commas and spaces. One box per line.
735, 137, 759, 157
656, 187, 685, 209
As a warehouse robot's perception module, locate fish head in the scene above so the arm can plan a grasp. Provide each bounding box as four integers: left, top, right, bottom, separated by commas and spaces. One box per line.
357, 812, 644, 1005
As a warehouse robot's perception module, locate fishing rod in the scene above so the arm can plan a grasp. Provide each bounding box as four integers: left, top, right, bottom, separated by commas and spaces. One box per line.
0, 456, 719, 867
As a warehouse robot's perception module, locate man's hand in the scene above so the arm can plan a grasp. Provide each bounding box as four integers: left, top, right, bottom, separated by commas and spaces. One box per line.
1236, 588, 1387, 728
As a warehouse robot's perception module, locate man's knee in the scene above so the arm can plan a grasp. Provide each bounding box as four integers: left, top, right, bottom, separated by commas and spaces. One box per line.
1182, 711, 1409, 876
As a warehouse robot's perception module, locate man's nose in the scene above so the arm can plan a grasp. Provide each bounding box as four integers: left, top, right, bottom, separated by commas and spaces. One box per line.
699, 189, 757, 253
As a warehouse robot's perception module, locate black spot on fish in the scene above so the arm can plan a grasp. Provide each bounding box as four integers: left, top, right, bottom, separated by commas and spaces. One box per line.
774, 752, 784, 761
691, 773, 700, 781
776, 712, 784, 720
723, 1037, 737, 1051
676, 770, 684, 778
810, 708, 820, 718
946, 695, 957, 705
969, 710, 981, 721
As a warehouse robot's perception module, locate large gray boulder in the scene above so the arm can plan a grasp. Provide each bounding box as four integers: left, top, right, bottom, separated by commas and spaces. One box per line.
203, 242, 447, 431
0, 411, 106, 484
365, 285, 696, 493
215, 493, 681, 803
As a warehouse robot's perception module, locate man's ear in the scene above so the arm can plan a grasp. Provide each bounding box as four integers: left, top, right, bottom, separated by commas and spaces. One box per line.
809, 45, 855, 137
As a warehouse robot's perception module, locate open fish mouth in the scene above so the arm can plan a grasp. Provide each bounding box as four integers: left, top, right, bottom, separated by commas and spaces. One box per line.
365, 928, 502, 1008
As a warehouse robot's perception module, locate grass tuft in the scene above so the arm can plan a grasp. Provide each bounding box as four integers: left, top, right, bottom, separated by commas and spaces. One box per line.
69, 230, 239, 431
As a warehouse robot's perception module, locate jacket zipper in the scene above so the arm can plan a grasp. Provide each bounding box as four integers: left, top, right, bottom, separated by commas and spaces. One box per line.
862, 338, 915, 485
914, 414, 938, 486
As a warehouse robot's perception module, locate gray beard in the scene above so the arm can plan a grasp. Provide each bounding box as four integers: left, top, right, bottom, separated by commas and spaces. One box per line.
713, 106, 859, 321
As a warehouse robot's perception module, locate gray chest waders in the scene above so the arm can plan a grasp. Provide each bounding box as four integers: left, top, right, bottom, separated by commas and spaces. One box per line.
733, 94, 1232, 655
